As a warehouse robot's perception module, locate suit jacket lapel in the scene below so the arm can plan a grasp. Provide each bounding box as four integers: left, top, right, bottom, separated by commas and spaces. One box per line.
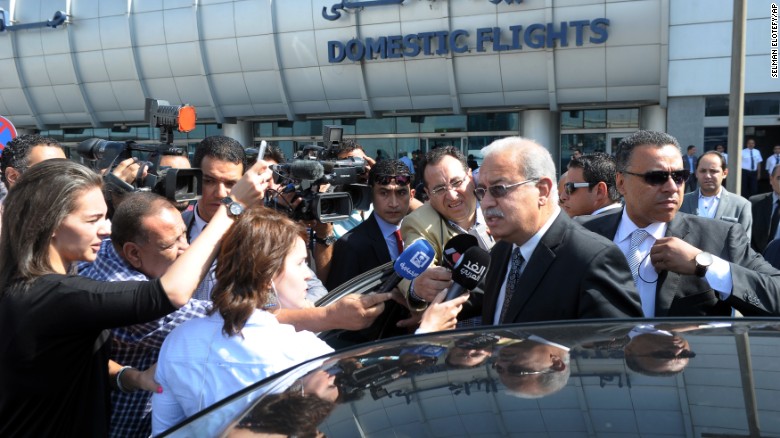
502, 215, 567, 323
655, 214, 690, 316
365, 214, 391, 264
713, 188, 732, 220
483, 241, 513, 322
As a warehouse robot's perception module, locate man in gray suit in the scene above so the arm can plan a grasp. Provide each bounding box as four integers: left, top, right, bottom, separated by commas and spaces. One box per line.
680, 151, 751, 237
581, 130, 780, 318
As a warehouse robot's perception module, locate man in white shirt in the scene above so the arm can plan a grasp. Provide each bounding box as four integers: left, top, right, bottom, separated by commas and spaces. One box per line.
582, 130, 780, 318
741, 138, 762, 198
765, 144, 780, 177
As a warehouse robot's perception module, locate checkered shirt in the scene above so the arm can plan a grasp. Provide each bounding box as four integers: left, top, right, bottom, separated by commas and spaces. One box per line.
80, 239, 211, 438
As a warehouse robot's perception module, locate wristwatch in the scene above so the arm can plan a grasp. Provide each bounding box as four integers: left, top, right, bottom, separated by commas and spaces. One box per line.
694, 252, 713, 277
314, 234, 337, 246
221, 196, 244, 218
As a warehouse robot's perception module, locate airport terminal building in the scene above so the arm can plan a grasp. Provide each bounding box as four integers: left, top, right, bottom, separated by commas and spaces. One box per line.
0, 0, 778, 170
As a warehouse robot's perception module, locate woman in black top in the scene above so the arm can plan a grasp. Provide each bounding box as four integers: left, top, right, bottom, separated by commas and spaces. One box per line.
0, 158, 269, 437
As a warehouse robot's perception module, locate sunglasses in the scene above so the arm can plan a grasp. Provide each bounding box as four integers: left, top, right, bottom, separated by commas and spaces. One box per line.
374, 174, 412, 186
492, 362, 557, 376
564, 181, 593, 195
474, 178, 539, 201
622, 170, 690, 186
635, 350, 697, 359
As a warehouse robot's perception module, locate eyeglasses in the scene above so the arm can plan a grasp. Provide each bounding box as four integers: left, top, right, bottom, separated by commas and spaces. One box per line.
474, 178, 539, 201
374, 174, 411, 186
429, 178, 466, 197
622, 170, 690, 186
564, 181, 593, 195
452, 351, 489, 359
491, 362, 557, 376
635, 350, 697, 359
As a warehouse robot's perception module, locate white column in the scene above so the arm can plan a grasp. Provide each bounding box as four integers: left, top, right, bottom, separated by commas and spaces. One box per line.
221, 121, 254, 148
640, 105, 667, 132
520, 110, 560, 164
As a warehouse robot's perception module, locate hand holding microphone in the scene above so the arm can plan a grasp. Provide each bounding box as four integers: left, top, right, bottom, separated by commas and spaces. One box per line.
444, 246, 491, 302
375, 239, 435, 293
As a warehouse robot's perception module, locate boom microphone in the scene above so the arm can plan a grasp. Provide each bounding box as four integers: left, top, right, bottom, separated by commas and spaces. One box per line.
444, 246, 491, 302
271, 160, 324, 181
376, 239, 435, 293
441, 234, 478, 269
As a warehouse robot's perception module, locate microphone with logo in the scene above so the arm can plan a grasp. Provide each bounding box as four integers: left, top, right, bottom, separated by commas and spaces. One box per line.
441, 234, 478, 270
444, 246, 491, 302
375, 239, 435, 293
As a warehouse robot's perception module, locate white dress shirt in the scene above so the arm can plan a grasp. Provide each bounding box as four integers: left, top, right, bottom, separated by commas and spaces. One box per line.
375, 214, 403, 260
741, 148, 762, 171
766, 154, 780, 173
614, 210, 734, 317
696, 187, 722, 219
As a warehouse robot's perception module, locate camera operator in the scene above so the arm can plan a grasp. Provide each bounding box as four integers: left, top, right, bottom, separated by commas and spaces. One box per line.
263, 143, 328, 301
186, 136, 392, 331
158, 151, 193, 212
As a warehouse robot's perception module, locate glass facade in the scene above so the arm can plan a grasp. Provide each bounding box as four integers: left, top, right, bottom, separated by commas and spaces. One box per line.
559, 108, 640, 171
252, 113, 518, 162
705, 93, 780, 117
37, 108, 646, 174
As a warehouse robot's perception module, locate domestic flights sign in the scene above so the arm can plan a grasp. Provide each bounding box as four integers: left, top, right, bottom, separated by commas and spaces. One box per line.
0, 116, 18, 156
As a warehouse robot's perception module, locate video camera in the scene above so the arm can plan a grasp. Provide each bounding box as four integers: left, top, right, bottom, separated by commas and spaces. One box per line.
267, 125, 371, 223
77, 98, 202, 203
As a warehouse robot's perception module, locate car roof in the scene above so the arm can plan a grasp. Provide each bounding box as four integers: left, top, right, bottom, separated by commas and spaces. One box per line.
162, 318, 780, 437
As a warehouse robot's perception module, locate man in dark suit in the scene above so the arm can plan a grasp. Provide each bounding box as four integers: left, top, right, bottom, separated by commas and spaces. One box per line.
476, 137, 642, 325
682, 145, 698, 193
749, 164, 780, 254
680, 150, 752, 237
581, 130, 780, 317
326, 159, 413, 290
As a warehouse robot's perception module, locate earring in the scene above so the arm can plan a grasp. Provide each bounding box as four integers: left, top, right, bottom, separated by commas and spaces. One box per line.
263, 280, 280, 310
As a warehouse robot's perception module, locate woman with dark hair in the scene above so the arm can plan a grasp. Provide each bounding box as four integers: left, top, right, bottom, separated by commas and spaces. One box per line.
152, 207, 468, 434
0, 158, 269, 437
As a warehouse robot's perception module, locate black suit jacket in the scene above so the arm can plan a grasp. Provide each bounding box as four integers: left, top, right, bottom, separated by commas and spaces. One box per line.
581, 209, 780, 317
750, 192, 774, 253
326, 213, 392, 290
482, 213, 642, 325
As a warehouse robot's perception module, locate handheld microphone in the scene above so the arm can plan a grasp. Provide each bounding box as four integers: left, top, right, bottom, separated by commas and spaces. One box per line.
444, 246, 491, 301
271, 160, 324, 181
441, 234, 478, 269
376, 239, 435, 293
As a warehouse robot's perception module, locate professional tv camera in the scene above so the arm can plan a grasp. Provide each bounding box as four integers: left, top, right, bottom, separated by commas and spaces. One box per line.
268, 125, 371, 223
77, 98, 202, 203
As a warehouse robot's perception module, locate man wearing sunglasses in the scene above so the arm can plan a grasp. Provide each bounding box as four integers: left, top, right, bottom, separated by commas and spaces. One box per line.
493, 338, 571, 398
561, 152, 622, 217
326, 160, 414, 290
581, 130, 780, 318
478, 137, 642, 325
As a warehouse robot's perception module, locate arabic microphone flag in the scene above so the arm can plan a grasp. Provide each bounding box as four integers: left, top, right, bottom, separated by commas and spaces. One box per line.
0, 116, 18, 157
